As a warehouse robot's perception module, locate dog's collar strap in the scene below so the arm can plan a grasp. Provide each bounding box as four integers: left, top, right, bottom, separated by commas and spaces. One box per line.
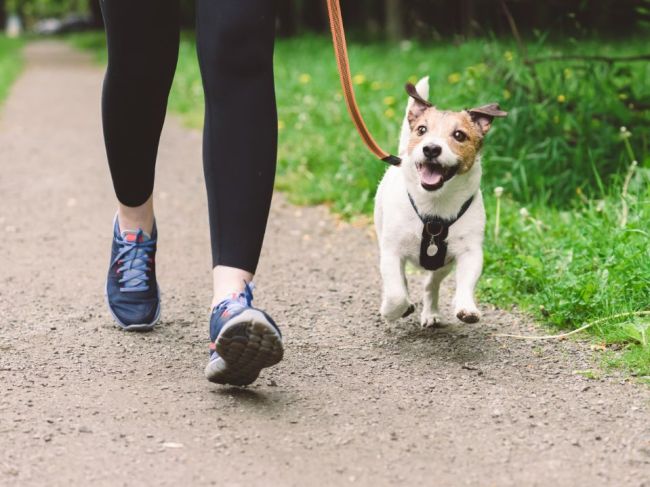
407, 193, 475, 271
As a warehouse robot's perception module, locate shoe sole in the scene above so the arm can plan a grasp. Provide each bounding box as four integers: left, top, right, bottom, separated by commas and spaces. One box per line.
104, 281, 161, 332
205, 308, 284, 386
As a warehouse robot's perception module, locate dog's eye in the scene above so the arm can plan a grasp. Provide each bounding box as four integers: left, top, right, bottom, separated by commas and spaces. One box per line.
453, 130, 467, 142
416, 126, 427, 136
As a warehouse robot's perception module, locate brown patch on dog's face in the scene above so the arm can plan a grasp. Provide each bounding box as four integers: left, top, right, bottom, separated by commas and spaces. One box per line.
403, 83, 507, 191
407, 109, 485, 174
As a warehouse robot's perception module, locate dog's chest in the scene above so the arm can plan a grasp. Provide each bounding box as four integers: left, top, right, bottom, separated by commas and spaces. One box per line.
397, 213, 473, 268
401, 221, 425, 261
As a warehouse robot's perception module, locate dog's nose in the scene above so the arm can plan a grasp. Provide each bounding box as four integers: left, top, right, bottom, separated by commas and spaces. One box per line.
423, 144, 442, 159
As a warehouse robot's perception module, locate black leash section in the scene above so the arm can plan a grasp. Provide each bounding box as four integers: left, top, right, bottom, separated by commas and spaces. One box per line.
407, 194, 475, 270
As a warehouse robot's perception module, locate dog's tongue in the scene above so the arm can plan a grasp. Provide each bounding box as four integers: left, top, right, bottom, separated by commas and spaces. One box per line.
420, 164, 444, 186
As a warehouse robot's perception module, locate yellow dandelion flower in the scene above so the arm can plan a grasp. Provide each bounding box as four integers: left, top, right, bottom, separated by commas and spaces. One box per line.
298, 73, 311, 84
557, 94, 566, 103
353, 74, 366, 85
504, 51, 513, 62
371, 81, 382, 91
383, 96, 396, 106
384, 108, 395, 119
447, 72, 461, 84
503, 89, 512, 100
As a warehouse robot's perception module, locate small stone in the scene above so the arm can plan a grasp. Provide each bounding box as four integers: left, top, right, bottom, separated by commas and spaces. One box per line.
162, 442, 184, 449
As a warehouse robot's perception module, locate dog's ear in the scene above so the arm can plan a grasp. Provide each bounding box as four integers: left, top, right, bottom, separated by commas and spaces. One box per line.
405, 82, 432, 127
466, 103, 508, 135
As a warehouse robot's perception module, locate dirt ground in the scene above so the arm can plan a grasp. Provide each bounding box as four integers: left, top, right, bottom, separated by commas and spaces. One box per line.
0, 41, 648, 487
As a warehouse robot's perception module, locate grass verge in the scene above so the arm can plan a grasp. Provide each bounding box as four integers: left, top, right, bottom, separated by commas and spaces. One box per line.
0, 35, 24, 107
483, 173, 649, 377
67, 32, 650, 377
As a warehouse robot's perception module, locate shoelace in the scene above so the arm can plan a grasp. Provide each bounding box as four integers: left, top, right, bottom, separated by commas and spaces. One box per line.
209, 282, 255, 356
112, 229, 156, 292
213, 282, 255, 313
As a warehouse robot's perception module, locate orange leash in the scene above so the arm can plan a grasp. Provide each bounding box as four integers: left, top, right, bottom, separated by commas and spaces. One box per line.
325, 0, 402, 166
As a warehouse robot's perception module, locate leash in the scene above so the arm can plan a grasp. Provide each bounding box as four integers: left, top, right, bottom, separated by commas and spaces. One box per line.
325, 0, 402, 166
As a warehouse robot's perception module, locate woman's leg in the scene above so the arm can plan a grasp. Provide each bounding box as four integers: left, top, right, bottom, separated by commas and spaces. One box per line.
196, 0, 278, 305
101, 0, 180, 233
101, 0, 180, 330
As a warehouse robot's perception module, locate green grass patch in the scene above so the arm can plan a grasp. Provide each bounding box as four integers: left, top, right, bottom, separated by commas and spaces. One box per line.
67, 32, 650, 376
482, 175, 650, 376
67, 30, 108, 63
0, 35, 24, 107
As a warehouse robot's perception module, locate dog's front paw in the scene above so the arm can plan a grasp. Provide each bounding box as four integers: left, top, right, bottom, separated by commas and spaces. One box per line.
455, 307, 481, 324
420, 310, 443, 328
381, 297, 415, 322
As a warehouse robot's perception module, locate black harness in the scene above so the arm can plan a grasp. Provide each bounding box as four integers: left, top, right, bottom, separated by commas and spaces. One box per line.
407, 193, 475, 271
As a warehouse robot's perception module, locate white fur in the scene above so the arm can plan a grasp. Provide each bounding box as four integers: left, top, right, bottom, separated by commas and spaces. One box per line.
375, 77, 486, 326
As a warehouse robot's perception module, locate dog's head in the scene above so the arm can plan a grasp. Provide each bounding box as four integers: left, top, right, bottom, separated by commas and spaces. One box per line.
399, 77, 507, 194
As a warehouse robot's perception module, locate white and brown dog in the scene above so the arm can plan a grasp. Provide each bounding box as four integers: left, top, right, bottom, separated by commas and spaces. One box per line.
374, 77, 507, 327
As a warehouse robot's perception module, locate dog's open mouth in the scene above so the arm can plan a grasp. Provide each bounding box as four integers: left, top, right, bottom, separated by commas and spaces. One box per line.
416, 161, 459, 191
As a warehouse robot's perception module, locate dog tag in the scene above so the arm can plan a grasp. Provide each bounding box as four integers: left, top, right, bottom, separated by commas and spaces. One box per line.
426, 243, 438, 256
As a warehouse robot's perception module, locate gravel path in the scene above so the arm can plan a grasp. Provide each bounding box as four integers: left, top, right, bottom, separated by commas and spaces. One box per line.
0, 41, 648, 487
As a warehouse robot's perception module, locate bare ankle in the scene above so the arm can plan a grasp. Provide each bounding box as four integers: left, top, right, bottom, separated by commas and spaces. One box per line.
117, 195, 154, 235
211, 265, 254, 308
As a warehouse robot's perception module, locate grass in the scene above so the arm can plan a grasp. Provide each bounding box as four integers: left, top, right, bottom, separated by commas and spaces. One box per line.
67, 32, 650, 377
483, 174, 650, 376
0, 35, 24, 106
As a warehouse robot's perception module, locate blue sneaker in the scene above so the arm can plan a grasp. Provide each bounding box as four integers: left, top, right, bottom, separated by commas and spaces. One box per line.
105, 215, 161, 331
205, 283, 283, 386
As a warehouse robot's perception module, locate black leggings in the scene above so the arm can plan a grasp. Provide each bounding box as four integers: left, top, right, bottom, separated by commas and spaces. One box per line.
100, 0, 278, 274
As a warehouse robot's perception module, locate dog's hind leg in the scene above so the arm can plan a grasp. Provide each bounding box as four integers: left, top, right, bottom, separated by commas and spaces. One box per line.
420, 264, 453, 328
453, 247, 483, 323
379, 253, 414, 321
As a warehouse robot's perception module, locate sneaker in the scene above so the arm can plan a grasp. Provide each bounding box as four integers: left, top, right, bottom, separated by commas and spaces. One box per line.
205, 283, 283, 386
105, 214, 161, 331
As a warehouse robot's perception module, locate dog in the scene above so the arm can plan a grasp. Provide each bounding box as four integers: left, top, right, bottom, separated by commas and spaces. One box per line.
374, 76, 507, 327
